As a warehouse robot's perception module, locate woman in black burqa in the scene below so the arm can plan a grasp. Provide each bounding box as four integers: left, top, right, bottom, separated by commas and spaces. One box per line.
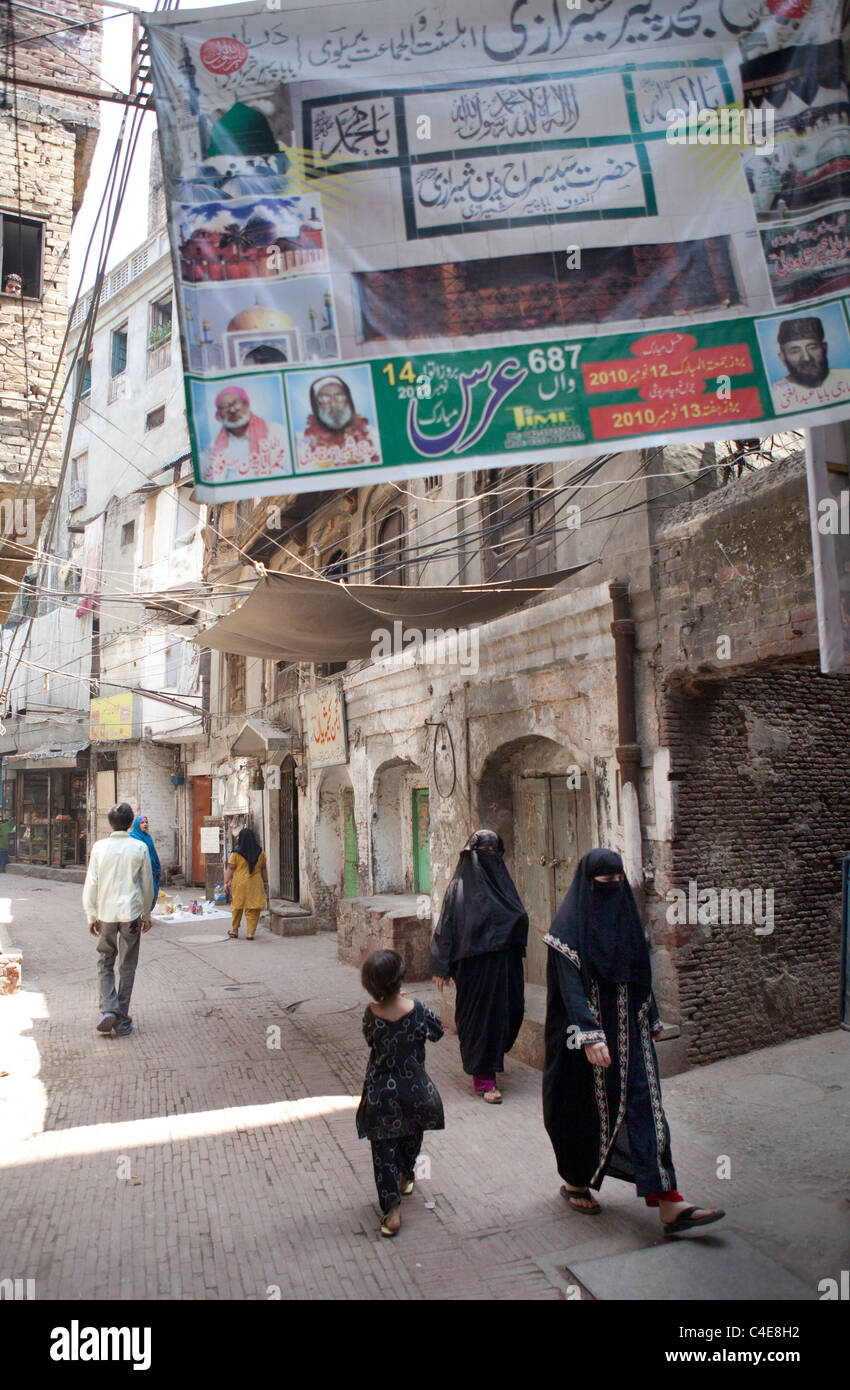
542, 848, 725, 1235
430, 829, 528, 1104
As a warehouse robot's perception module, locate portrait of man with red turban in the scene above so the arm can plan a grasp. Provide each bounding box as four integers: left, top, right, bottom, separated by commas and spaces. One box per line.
199, 382, 289, 482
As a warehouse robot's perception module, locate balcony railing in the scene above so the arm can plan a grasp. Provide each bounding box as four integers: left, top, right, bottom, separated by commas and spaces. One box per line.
146, 338, 171, 378
107, 373, 127, 404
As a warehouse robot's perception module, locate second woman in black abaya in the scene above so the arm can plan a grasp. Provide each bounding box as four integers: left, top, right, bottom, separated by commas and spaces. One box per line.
430, 829, 528, 1103
542, 848, 725, 1235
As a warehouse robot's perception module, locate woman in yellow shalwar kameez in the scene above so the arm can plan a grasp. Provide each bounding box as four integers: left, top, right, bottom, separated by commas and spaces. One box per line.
224, 826, 269, 939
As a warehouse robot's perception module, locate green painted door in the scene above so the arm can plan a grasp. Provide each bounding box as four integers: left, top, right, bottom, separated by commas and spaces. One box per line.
412, 788, 430, 893
343, 787, 358, 898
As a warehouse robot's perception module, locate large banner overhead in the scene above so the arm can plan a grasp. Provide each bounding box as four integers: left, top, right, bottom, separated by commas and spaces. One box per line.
145, 0, 850, 501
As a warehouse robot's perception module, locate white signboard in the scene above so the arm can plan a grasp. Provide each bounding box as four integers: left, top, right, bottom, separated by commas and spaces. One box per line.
200, 825, 221, 854
303, 686, 348, 767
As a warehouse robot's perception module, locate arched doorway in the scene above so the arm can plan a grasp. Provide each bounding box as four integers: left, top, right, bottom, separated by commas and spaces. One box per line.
478, 736, 593, 987
372, 758, 428, 894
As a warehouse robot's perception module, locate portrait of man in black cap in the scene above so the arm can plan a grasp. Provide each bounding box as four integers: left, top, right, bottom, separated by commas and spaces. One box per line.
770, 314, 850, 413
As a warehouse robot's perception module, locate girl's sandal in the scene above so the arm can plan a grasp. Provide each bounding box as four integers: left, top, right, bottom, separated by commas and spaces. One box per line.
400, 1175, 414, 1196
560, 1184, 602, 1215
227, 931, 238, 938
380, 1212, 401, 1237
482, 1088, 502, 1104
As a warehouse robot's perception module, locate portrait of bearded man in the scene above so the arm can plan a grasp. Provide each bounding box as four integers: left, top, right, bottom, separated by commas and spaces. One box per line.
295, 374, 382, 472
770, 316, 850, 414
200, 384, 289, 483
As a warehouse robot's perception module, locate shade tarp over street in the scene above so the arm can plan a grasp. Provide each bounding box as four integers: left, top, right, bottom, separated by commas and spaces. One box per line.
198, 566, 591, 660
145, 0, 850, 502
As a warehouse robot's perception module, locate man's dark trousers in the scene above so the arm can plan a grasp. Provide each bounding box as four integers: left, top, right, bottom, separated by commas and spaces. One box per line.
96, 920, 141, 1025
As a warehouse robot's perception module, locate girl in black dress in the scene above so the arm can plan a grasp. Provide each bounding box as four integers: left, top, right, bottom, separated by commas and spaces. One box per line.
356, 949, 445, 1237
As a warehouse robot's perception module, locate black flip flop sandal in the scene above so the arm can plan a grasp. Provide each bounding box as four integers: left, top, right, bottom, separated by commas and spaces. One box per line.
560, 1184, 601, 1215
663, 1206, 725, 1236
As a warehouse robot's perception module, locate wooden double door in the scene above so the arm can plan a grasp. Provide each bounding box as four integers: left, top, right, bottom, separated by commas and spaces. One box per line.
514, 774, 592, 987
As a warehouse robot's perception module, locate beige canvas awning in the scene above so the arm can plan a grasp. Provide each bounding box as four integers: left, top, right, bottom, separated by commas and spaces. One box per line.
199, 566, 593, 662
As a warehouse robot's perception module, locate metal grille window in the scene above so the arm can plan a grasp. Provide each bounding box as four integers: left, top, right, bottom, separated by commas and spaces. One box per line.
477, 465, 556, 582
374, 509, 406, 585
273, 659, 298, 699
1, 213, 43, 298
322, 548, 348, 581
226, 654, 246, 714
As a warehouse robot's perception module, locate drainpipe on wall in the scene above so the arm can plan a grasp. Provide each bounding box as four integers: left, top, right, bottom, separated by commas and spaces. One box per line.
609, 580, 643, 893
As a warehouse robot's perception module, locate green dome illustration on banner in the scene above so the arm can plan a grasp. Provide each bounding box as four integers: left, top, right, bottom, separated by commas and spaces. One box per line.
206, 102, 278, 158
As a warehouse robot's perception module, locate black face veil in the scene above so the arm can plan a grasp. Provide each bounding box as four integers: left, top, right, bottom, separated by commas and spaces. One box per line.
548, 848, 651, 995
429, 829, 529, 977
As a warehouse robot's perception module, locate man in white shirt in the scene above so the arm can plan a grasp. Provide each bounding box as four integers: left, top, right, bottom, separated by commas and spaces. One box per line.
83, 803, 154, 1037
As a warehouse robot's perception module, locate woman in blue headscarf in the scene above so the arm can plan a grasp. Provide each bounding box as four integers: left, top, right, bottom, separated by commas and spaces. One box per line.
130, 813, 161, 910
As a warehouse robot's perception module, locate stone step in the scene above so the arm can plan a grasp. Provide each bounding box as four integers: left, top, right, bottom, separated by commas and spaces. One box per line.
6, 863, 86, 885
264, 902, 315, 937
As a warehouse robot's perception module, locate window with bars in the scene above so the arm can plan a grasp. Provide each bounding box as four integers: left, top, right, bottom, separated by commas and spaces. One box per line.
476, 465, 556, 582
121, 521, 135, 548
273, 659, 298, 700
322, 548, 348, 581
1, 213, 43, 298
374, 509, 406, 585
147, 295, 172, 376
226, 654, 246, 714
148, 295, 172, 341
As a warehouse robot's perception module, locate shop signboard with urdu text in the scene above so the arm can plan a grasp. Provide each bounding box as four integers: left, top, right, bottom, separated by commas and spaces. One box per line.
303, 686, 347, 768
145, 0, 850, 502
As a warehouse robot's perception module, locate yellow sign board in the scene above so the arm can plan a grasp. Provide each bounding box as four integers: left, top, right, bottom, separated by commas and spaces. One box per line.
90, 692, 135, 741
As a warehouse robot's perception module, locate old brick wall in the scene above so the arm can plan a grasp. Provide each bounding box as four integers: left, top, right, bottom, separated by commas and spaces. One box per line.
658, 668, 847, 1065
7, 2, 102, 108
649, 456, 848, 1065
653, 454, 816, 682
0, 3, 101, 616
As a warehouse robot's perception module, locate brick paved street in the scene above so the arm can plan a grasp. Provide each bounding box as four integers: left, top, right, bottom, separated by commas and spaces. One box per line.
0, 877, 848, 1301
